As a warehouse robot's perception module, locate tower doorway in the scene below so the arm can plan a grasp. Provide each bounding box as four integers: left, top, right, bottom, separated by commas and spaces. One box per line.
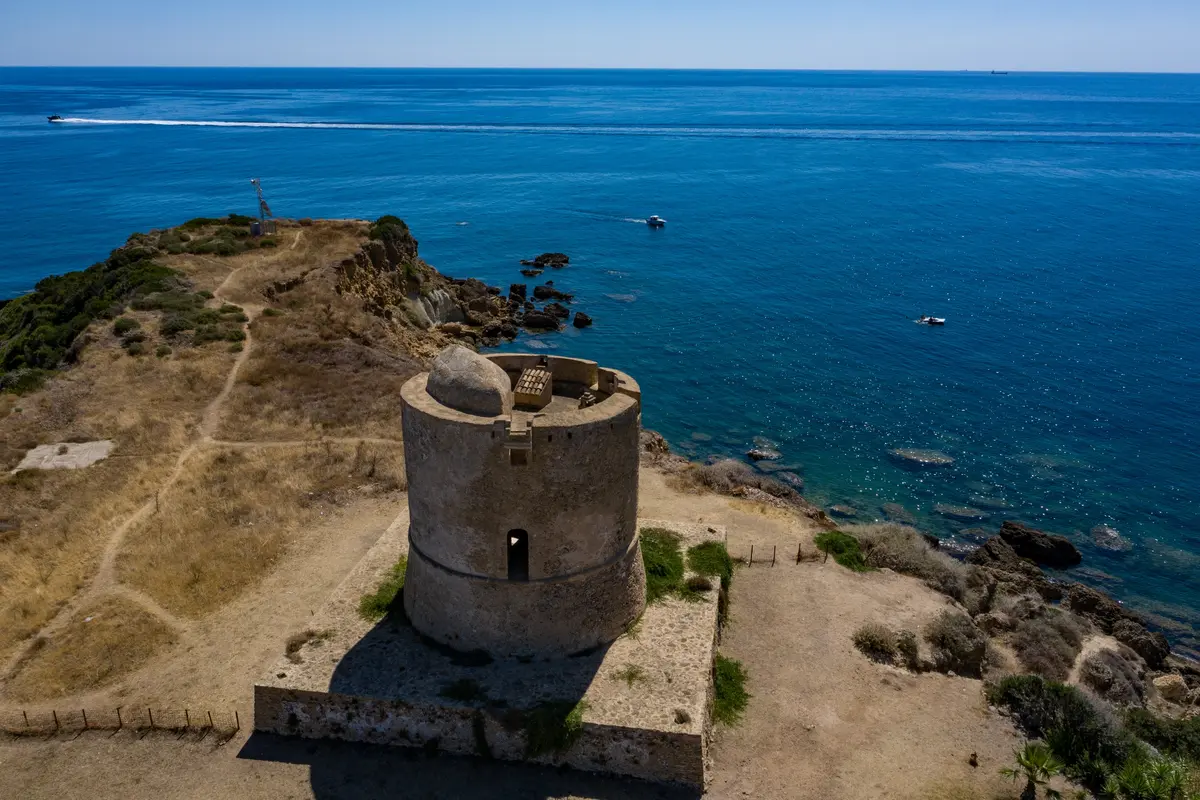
507, 529, 529, 581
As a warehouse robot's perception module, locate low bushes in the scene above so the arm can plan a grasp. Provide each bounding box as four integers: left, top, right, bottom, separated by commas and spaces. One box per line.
1010, 609, 1086, 680
853, 623, 898, 663
851, 523, 968, 600
713, 653, 750, 725
814, 531, 869, 572
1124, 708, 1200, 762
924, 610, 988, 677
1079, 649, 1145, 707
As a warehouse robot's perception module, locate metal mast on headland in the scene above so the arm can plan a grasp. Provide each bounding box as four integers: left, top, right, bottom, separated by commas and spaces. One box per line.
249, 178, 274, 230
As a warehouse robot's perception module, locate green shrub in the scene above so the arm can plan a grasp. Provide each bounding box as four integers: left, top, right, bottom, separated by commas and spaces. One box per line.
358, 556, 407, 621
258, 238, 278, 248
641, 527, 684, 603
988, 674, 1138, 786
0, 368, 48, 394
112, 316, 140, 335
369, 214, 410, 241
298, 217, 314, 227
125, 341, 147, 357
219, 304, 242, 314
523, 700, 588, 757
155, 345, 171, 358
228, 343, 244, 353
713, 653, 750, 726
121, 331, 147, 347
853, 623, 898, 663
160, 314, 195, 337
439, 678, 488, 703
262, 307, 282, 317
197, 290, 214, 299
924, 610, 987, 677
1124, 708, 1200, 762
688, 541, 733, 591
814, 531, 870, 572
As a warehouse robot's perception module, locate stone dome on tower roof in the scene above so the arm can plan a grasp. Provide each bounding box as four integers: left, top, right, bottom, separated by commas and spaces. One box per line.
426, 345, 513, 417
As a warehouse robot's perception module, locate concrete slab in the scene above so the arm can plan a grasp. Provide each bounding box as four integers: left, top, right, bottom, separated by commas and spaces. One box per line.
254, 517, 722, 790
14, 440, 115, 472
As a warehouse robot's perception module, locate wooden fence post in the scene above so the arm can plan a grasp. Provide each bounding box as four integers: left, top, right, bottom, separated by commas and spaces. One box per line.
772, 546, 777, 567
52, 710, 59, 732
23, 710, 29, 729
234, 710, 240, 732
81, 709, 88, 730
148, 708, 154, 730
749, 544, 754, 565
207, 711, 214, 730
797, 542, 803, 563
116, 708, 122, 730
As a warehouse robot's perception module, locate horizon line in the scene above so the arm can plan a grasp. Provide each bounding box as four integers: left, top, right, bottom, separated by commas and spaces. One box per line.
3, 65, 1199, 75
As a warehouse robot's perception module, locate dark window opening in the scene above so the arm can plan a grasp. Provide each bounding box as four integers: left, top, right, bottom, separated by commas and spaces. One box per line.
507, 529, 529, 581
510, 449, 528, 466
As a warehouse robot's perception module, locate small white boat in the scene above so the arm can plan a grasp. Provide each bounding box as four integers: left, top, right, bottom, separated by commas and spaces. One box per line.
646, 215, 665, 228
47, 115, 63, 123
917, 315, 946, 326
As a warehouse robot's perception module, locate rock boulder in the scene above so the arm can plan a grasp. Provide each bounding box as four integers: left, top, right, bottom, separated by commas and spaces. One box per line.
998, 520, 1081, 568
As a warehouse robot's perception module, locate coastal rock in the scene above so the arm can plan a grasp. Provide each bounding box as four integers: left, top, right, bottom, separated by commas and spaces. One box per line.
935, 504, 989, 522
522, 312, 561, 331
975, 611, 1016, 635
499, 322, 518, 339
543, 302, 571, 320
888, 448, 955, 468
531, 252, 570, 267
572, 312, 593, 328
533, 285, 573, 302
1112, 619, 1170, 669
1153, 674, 1188, 703
998, 520, 1081, 568
828, 505, 858, 519
747, 447, 782, 461
467, 295, 493, 313
776, 472, 804, 491
967, 537, 1063, 601
1063, 583, 1138, 632
881, 503, 916, 524
508, 283, 527, 302
465, 310, 490, 327
969, 495, 1013, 510
520, 269, 543, 278
1091, 524, 1133, 553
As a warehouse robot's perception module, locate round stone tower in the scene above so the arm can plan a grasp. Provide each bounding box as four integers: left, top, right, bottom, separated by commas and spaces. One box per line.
400, 346, 646, 658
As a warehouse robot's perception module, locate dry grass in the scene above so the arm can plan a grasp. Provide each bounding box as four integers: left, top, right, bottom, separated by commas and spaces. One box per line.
0, 337, 232, 664
115, 442, 405, 618
3, 596, 177, 702
849, 523, 969, 601
1010, 609, 1087, 680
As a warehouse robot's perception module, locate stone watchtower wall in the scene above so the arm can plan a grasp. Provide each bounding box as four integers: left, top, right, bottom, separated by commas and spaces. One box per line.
400, 352, 646, 658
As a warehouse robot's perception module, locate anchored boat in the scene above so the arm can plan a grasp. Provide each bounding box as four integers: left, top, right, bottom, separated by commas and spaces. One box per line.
646, 215, 665, 228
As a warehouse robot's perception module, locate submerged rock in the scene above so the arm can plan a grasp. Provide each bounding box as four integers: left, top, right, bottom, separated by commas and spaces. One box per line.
572, 311, 593, 328
969, 495, 1013, 510
1091, 524, 1133, 553
776, 472, 804, 491
934, 504, 989, 522
746, 447, 781, 461
881, 502, 916, 524
520, 268, 543, 277
998, 520, 1081, 568
888, 448, 955, 468
828, 505, 858, 519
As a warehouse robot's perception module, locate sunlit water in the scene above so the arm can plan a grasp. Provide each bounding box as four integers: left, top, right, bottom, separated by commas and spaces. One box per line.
2, 69, 1198, 650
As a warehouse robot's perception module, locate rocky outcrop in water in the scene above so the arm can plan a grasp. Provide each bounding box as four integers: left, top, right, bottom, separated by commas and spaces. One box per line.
1091, 524, 1133, 553
998, 520, 1081, 568
572, 312, 592, 328
888, 448, 955, 468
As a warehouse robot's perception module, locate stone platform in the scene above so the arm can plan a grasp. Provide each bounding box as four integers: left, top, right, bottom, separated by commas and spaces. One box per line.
253, 517, 723, 790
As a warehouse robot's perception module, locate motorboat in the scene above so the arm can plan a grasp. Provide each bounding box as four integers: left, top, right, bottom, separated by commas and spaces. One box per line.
646, 215, 665, 228
47, 115, 63, 123
917, 316, 946, 326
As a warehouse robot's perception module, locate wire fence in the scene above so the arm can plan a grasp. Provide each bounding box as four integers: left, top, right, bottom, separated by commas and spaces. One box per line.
735, 542, 829, 567
0, 707, 241, 739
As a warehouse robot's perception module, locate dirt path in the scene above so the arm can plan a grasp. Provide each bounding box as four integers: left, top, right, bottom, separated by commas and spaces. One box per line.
0, 230, 342, 683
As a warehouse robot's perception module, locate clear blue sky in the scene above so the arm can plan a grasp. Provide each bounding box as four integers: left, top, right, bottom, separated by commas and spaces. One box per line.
2, 0, 1197, 71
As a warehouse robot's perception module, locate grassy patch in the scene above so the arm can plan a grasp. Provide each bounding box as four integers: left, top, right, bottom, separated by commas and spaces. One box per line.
439, 678, 488, 703
851, 523, 967, 600
284, 629, 332, 663
640, 527, 684, 603
359, 555, 408, 621
522, 699, 588, 758
814, 531, 870, 572
613, 663, 648, 688
688, 540, 733, 590
1010, 610, 1086, 681
713, 653, 750, 726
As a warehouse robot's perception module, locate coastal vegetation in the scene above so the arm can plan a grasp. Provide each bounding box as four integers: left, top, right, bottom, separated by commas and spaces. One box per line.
359, 554, 409, 621
640, 527, 685, 603
713, 653, 750, 726
814, 530, 870, 572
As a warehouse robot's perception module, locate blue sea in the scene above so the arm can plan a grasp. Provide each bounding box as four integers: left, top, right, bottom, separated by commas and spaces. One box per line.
1, 68, 1198, 648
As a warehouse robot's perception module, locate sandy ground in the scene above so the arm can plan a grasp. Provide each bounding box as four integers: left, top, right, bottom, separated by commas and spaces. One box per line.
0, 465, 1026, 800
